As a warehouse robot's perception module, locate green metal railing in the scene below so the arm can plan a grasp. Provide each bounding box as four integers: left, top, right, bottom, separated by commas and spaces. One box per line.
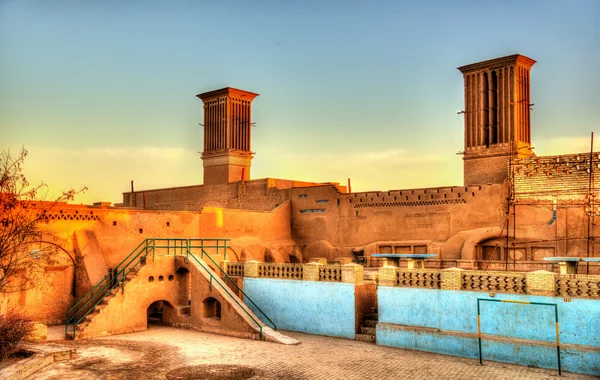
196, 245, 276, 333
65, 238, 275, 341
65, 239, 152, 339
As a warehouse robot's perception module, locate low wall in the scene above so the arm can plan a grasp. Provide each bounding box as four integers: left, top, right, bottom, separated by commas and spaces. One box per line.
376, 287, 600, 376
242, 278, 358, 339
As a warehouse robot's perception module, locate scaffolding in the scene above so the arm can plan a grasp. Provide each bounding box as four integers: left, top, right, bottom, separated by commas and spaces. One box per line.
501, 133, 598, 274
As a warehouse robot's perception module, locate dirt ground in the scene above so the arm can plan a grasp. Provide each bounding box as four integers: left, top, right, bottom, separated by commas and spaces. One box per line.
29, 325, 596, 380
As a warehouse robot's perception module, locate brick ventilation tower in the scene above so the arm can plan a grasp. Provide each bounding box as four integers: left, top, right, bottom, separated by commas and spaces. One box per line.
458, 54, 536, 185
196, 87, 259, 186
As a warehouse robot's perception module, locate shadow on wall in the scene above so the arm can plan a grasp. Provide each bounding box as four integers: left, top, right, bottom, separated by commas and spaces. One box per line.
147, 300, 176, 325
202, 297, 221, 320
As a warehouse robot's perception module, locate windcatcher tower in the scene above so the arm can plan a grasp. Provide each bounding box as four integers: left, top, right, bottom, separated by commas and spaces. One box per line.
197, 87, 259, 186
458, 54, 536, 185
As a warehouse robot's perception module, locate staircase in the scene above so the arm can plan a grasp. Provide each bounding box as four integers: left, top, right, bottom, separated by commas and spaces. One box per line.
355, 307, 378, 343
65, 240, 150, 339
65, 238, 295, 344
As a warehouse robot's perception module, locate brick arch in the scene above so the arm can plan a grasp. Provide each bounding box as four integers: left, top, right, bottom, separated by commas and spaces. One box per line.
460, 227, 504, 261
146, 299, 177, 326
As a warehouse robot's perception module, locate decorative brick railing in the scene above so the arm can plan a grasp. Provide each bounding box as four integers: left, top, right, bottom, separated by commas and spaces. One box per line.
257, 263, 303, 280
226, 262, 245, 277
379, 265, 600, 299
319, 265, 342, 281
240, 261, 362, 284
556, 275, 600, 299
395, 269, 441, 289
461, 271, 527, 294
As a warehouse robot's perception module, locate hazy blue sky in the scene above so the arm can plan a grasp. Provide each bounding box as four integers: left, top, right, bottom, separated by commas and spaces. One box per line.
1, 0, 599, 204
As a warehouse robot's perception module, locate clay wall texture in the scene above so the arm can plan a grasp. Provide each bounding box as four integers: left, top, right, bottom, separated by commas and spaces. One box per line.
0, 200, 293, 323
290, 184, 506, 248
122, 178, 346, 211
78, 255, 259, 339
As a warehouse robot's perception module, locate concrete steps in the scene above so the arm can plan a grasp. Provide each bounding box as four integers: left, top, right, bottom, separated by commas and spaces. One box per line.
183, 256, 299, 345
68, 262, 146, 339
356, 307, 378, 344
355, 333, 376, 343
360, 326, 376, 335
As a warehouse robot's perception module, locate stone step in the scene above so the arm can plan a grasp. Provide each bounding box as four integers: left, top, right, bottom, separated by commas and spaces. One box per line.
77, 322, 89, 331
147, 317, 162, 325
94, 304, 107, 313
360, 326, 376, 335
363, 320, 377, 328
365, 313, 379, 321
355, 333, 376, 343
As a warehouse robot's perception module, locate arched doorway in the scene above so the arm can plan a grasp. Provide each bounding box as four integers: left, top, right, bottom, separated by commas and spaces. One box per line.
147, 300, 175, 326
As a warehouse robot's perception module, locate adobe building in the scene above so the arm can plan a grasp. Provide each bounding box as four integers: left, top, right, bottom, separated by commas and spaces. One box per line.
197, 87, 259, 185
2, 53, 599, 327
121, 54, 600, 272
458, 54, 536, 185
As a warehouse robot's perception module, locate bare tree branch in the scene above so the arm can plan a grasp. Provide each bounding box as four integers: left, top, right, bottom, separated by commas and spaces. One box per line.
0, 147, 87, 294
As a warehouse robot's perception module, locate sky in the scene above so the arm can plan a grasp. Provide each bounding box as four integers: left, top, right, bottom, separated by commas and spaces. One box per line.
1, 0, 599, 205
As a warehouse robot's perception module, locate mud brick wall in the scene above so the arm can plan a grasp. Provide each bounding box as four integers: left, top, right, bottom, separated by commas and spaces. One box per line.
513, 152, 600, 200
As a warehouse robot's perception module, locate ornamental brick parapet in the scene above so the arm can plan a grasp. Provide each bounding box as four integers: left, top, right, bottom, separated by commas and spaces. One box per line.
377, 266, 600, 300
525, 270, 556, 296
302, 262, 323, 281
441, 267, 465, 291
378, 265, 398, 287
243, 260, 260, 278
341, 263, 364, 284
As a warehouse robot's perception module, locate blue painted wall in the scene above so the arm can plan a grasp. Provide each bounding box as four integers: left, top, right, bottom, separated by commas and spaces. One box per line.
377, 287, 600, 375
243, 278, 356, 339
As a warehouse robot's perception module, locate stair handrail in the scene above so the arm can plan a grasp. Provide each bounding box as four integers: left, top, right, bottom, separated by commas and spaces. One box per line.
65, 239, 151, 338
74, 244, 150, 322
67, 246, 150, 338
199, 247, 277, 331
66, 239, 147, 319
185, 248, 265, 341
66, 237, 276, 342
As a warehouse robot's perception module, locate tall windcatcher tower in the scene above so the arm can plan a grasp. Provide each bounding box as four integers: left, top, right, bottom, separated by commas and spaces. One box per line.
196, 87, 259, 186
458, 54, 536, 185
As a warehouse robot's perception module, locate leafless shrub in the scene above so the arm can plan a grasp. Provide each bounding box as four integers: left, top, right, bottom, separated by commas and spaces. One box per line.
0, 311, 33, 361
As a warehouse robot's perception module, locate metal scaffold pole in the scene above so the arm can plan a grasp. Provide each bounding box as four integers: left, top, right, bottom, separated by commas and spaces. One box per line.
587, 132, 594, 274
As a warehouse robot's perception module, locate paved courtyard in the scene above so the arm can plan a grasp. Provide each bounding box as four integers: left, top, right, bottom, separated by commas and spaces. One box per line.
32, 326, 594, 380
